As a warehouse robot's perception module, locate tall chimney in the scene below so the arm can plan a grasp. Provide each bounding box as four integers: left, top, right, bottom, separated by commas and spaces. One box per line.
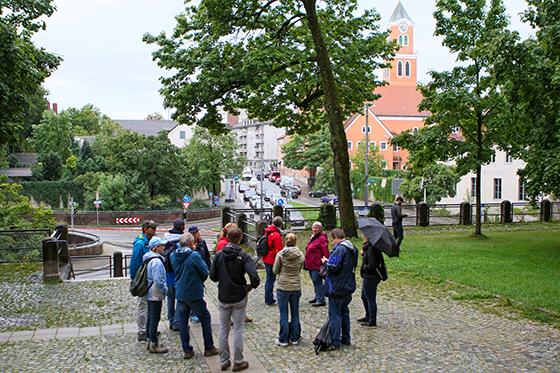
53, 103, 58, 114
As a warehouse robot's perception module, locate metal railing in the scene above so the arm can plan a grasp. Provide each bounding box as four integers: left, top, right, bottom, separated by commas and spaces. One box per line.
70, 255, 113, 278
0, 229, 52, 263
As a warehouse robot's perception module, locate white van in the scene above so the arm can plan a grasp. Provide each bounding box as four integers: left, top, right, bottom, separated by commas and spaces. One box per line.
242, 168, 253, 181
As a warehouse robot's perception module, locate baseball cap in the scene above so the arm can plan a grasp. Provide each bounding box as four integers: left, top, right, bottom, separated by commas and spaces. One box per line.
148, 236, 167, 250
188, 226, 199, 234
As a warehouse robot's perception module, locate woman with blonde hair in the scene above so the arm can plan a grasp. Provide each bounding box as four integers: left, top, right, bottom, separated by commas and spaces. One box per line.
217, 222, 238, 252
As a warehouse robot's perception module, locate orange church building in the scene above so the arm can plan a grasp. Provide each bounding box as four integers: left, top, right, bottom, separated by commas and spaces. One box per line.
345, 1, 428, 170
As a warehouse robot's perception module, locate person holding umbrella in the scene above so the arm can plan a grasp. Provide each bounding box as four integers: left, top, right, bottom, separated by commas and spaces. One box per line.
357, 236, 387, 327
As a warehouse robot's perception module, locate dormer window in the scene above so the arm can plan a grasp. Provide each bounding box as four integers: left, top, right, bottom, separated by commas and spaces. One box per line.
398, 35, 403, 45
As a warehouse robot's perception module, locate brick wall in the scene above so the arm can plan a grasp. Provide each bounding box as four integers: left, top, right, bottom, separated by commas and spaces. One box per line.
53, 209, 221, 226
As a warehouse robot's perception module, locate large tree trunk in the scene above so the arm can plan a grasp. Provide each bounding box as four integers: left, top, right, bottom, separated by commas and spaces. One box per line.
302, 0, 357, 236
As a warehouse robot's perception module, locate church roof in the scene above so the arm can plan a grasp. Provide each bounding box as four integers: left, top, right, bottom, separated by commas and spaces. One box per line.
372, 84, 429, 117
389, 1, 413, 23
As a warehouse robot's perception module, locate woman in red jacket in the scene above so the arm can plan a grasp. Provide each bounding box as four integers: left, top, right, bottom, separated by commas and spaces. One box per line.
262, 216, 284, 306
304, 221, 329, 306
216, 222, 237, 252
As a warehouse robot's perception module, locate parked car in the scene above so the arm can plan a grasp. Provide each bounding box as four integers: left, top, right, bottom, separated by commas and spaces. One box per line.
264, 191, 273, 202
270, 171, 281, 183
244, 189, 256, 202
238, 182, 249, 193
249, 177, 259, 188
242, 168, 253, 181
321, 194, 338, 205
309, 190, 327, 198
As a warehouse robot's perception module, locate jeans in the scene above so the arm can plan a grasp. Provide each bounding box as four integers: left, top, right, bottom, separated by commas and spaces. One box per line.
276, 289, 301, 343
176, 299, 214, 352
309, 269, 325, 303
264, 264, 276, 305
136, 296, 147, 334
328, 294, 352, 347
361, 277, 380, 324
393, 225, 404, 247
167, 285, 176, 328
146, 300, 162, 343
218, 296, 248, 365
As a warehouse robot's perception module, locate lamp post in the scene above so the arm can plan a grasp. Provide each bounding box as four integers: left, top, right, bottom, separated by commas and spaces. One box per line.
259, 121, 264, 217
364, 103, 370, 207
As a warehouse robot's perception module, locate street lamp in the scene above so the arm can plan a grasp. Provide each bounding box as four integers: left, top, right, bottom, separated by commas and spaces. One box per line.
364, 103, 370, 207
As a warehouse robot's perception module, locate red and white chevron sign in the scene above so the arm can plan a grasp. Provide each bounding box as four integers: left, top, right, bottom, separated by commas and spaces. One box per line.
115, 217, 140, 224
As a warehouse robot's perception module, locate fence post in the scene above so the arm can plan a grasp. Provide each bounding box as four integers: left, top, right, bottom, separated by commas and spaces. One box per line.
273, 205, 283, 218
500, 200, 513, 223
369, 203, 385, 223
541, 199, 552, 222
459, 202, 472, 225
237, 213, 248, 244
222, 207, 231, 228
42, 238, 60, 283
113, 251, 123, 278
416, 202, 430, 227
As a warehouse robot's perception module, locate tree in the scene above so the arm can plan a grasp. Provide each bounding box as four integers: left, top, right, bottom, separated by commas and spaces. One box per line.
393, 0, 510, 236
399, 163, 459, 204
32, 152, 63, 181
314, 157, 337, 194
282, 126, 331, 177
349, 143, 384, 201
65, 104, 108, 136
0, 0, 61, 148
181, 126, 246, 197
491, 0, 560, 199
146, 112, 164, 120
29, 111, 74, 161
0, 179, 55, 229
144, 0, 395, 236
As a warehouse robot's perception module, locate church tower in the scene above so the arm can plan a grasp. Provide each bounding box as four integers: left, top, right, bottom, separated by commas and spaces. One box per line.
385, 1, 416, 86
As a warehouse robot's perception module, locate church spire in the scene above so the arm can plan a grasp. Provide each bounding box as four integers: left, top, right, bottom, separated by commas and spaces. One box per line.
389, 1, 413, 24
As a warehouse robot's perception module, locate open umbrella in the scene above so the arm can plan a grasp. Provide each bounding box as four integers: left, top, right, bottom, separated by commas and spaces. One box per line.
357, 217, 400, 257
313, 318, 332, 354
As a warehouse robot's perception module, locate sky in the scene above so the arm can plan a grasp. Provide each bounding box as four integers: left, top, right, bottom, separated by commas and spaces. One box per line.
33, 0, 532, 120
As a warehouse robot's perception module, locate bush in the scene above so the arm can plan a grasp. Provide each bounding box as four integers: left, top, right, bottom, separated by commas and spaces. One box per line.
22, 180, 84, 208
318, 203, 336, 229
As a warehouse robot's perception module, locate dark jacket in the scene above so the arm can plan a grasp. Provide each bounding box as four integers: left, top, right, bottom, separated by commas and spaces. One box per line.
262, 225, 283, 265
360, 242, 388, 281
304, 232, 329, 271
163, 228, 184, 286
325, 239, 358, 297
391, 203, 406, 227
170, 246, 209, 302
210, 243, 260, 304
195, 239, 211, 269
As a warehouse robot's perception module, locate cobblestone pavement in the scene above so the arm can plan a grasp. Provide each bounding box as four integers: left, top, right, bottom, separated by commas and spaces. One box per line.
1, 271, 559, 371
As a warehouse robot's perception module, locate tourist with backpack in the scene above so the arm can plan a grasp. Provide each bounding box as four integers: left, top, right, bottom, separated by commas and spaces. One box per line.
304, 221, 330, 307
144, 236, 168, 354
262, 216, 284, 306
130, 220, 157, 342
163, 218, 184, 331
171, 232, 219, 360
273, 233, 304, 346
210, 227, 260, 372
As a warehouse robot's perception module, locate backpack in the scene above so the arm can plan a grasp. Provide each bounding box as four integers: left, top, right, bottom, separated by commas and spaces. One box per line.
256, 232, 269, 257
130, 256, 164, 297
162, 241, 177, 272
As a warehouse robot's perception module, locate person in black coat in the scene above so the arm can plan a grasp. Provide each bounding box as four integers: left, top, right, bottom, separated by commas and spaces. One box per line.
358, 238, 387, 327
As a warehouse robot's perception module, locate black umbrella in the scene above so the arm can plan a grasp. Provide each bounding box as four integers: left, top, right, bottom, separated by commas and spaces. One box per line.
357, 217, 400, 257
313, 318, 332, 354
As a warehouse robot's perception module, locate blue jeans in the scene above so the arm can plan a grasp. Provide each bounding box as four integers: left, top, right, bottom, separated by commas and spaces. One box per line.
264, 264, 276, 305
309, 269, 325, 303
361, 277, 380, 324
167, 285, 177, 328
176, 299, 214, 352
146, 300, 162, 343
328, 294, 352, 347
276, 289, 301, 343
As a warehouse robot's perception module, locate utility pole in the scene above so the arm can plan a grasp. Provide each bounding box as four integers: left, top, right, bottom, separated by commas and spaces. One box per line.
70, 196, 74, 229
259, 121, 265, 217
364, 103, 370, 207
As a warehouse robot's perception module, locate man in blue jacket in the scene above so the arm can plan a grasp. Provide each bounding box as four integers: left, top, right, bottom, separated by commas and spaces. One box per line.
130, 220, 157, 341
322, 228, 358, 350
171, 232, 219, 360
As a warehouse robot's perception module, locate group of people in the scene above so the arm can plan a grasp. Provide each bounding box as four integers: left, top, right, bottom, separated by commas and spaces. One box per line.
129, 198, 400, 370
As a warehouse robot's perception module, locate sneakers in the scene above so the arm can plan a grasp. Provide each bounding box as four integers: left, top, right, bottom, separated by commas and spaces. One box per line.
148, 342, 168, 354
183, 350, 195, 359
308, 299, 317, 304
190, 315, 200, 323
266, 300, 277, 306
360, 322, 377, 327
221, 361, 231, 371
291, 337, 303, 345
275, 339, 289, 347
356, 317, 368, 323
311, 301, 326, 307
232, 361, 249, 372
204, 346, 219, 357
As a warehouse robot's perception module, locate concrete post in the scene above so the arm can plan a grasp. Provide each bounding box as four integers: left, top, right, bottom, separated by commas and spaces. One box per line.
237, 213, 248, 244
541, 199, 552, 222
500, 200, 513, 223
42, 238, 60, 283
416, 202, 430, 227
113, 251, 123, 278
460, 202, 472, 225
273, 205, 283, 218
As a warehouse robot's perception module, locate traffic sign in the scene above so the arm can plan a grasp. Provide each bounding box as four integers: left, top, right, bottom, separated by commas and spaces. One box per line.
94, 199, 102, 209
182, 195, 191, 203
115, 217, 140, 224
277, 198, 285, 206
182, 202, 191, 209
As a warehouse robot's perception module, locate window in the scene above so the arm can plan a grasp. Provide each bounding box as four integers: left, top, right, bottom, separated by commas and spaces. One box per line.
519, 178, 527, 201
398, 35, 403, 45
393, 144, 400, 152
491, 154, 496, 163
493, 178, 502, 199
380, 141, 387, 150
405, 61, 410, 77
404, 35, 409, 46
471, 177, 477, 197
451, 126, 460, 134
179, 130, 186, 139
369, 141, 376, 150
412, 127, 419, 135
397, 61, 403, 77
347, 141, 352, 150
506, 152, 513, 163
356, 141, 362, 149
361, 125, 371, 133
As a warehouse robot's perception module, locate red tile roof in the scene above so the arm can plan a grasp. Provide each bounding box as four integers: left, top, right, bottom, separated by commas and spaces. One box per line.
371, 85, 429, 117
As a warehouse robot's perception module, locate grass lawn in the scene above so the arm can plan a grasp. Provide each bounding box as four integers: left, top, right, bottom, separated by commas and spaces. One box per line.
288, 200, 320, 222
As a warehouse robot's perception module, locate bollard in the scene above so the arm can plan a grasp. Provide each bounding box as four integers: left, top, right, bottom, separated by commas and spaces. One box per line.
416, 202, 430, 227
273, 205, 283, 218
460, 202, 472, 225
237, 213, 248, 244
42, 238, 60, 283
222, 207, 232, 228
500, 200, 513, 223
369, 203, 385, 224
113, 251, 123, 278
541, 199, 552, 222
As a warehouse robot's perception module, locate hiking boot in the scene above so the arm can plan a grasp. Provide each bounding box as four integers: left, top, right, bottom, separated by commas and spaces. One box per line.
232, 361, 249, 372
221, 360, 231, 371
183, 350, 195, 359
356, 317, 368, 323
311, 301, 326, 307
308, 299, 317, 304
326, 344, 340, 351
137, 332, 147, 341
204, 346, 219, 357
148, 342, 168, 354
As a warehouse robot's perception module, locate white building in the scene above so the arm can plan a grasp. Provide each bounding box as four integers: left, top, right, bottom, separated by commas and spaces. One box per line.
440, 148, 528, 204
114, 119, 194, 148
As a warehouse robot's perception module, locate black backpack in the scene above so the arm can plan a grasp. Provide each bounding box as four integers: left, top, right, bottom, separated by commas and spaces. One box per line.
256, 232, 269, 257
130, 256, 164, 297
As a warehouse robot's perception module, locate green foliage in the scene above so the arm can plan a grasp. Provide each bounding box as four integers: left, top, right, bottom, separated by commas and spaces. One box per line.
32, 152, 62, 181
318, 203, 337, 230
399, 163, 459, 204
22, 180, 83, 209
314, 157, 336, 194
349, 142, 384, 200
97, 173, 147, 211
8, 154, 19, 168
282, 126, 331, 175
0, 182, 55, 229
0, 0, 61, 147
145, 112, 164, 120
29, 110, 74, 161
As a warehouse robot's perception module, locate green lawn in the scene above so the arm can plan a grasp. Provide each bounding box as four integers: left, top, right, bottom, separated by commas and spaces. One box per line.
288, 200, 320, 222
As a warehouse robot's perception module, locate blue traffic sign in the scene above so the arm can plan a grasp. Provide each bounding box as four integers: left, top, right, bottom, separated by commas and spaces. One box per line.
182, 195, 191, 203
277, 198, 285, 206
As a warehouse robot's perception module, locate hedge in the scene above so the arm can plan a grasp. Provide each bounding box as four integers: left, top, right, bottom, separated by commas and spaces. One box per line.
22, 181, 84, 209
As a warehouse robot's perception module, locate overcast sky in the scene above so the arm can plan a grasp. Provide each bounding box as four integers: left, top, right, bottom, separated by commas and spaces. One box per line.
34, 0, 531, 120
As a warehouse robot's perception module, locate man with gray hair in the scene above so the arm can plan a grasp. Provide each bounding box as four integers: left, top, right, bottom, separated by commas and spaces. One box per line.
170, 232, 218, 359
262, 216, 284, 305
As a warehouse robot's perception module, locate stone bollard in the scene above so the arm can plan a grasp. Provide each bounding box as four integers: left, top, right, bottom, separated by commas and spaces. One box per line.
500, 200, 513, 223
237, 213, 248, 244
273, 205, 283, 218
541, 199, 552, 222
222, 207, 232, 228
113, 251, 123, 278
460, 202, 472, 225
42, 238, 60, 283
416, 202, 430, 227
369, 203, 385, 224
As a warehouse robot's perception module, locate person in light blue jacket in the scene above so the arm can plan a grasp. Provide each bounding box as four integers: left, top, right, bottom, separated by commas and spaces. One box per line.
143, 236, 168, 354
